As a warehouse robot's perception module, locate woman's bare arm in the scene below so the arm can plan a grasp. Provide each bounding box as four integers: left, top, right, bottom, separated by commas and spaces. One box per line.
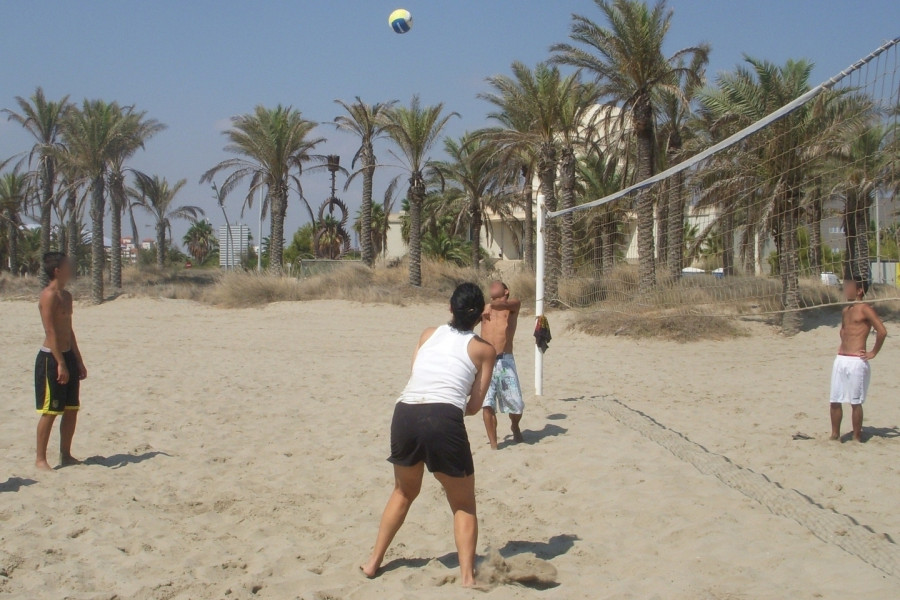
465, 338, 496, 416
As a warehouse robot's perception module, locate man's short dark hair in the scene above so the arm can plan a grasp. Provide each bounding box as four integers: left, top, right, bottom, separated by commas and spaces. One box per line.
852, 275, 869, 295
43, 252, 67, 281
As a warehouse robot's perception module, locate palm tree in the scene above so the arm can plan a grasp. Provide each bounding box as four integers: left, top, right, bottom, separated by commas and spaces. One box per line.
333, 97, 396, 267
380, 96, 458, 286
61, 100, 136, 304
832, 124, 898, 284
551, 0, 709, 292
201, 105, 324, 274
4, 88, 71, 284
576, 146, 630, 273
435, 132, 504, 270
182, 220, 218, 266
107, 109, 165, 286
558, 81, 601, 277
56, 158, 86, 268
0, 169, 29, 274
481, 62, 578, 297
132, 174, 203, 268
698, 58, 861, 333
422, 230, 470, 266
353, 202, 388, 256
656, 54, 708, 279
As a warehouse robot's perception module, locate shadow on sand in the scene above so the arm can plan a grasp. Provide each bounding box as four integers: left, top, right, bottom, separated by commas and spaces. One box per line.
0, 477, 38, 493
497, 423, 568, 449
82, 451, 171, 469
377, 556, 432, 574
380, 535, 578, 589
839, 426, 900, 443
496, 534, 580, 561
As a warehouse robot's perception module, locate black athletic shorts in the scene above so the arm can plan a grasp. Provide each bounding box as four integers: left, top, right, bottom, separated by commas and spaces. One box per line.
388, 402, 474, 478
35, 349, 80, 415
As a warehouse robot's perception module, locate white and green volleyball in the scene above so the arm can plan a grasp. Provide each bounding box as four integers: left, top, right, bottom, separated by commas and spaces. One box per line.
389, 9, 412, 34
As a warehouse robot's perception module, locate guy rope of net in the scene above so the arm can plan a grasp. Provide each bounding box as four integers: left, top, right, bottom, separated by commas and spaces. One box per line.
540, 38, 900, 334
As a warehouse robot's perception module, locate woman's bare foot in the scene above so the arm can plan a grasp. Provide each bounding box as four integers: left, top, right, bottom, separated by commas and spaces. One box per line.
460, 570, 477, 587
35, 459, 53, 471
360, 558, 380, 578
829, 434, 840, 441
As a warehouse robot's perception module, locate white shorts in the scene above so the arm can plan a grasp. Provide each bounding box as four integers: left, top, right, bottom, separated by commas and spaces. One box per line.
830, 355, 870, 405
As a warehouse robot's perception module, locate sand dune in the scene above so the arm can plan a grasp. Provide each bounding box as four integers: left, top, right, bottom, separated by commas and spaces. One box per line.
1, 298, 898, 599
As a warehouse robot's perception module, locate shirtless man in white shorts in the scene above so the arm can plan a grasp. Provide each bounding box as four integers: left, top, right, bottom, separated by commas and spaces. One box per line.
830, 276, 887, 442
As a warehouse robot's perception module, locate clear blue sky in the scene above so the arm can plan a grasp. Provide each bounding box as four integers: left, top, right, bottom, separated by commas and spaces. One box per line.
1, 1, 898, 247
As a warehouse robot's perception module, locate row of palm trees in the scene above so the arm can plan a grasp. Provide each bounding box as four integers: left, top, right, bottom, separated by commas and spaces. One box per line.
4, 0, 895, 331
2, 90, 203, 302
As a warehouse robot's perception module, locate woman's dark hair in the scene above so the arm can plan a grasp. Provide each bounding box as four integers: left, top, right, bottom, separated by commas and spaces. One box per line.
449, 282, 485, 331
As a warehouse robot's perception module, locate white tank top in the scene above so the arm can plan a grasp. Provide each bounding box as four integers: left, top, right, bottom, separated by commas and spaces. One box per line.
397, 325, 477, 412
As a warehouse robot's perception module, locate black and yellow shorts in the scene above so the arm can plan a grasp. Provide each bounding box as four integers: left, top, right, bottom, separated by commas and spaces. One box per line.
35, 349, 80, 415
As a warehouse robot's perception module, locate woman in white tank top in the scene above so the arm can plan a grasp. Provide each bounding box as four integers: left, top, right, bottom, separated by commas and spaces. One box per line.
362, 283, 496, 587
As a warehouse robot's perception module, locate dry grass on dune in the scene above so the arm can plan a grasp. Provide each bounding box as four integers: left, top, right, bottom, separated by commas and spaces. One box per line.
0, 261, 533, 308
0, 268, 216, 303
0, 272, 45, 300
204, 260, 531, 309
556, 265, 856, 315
558, 265, 885, 342
570, 311, 748, 343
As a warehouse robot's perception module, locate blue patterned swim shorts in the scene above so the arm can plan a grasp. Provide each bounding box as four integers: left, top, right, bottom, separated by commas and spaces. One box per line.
483, 353, 524, 414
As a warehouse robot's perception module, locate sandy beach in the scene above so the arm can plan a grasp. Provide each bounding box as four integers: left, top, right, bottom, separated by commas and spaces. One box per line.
2, 297, 899, 599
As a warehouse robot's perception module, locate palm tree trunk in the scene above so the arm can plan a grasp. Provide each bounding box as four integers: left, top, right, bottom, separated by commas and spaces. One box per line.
522, 166, 534, 272
360, 146, 375, 268
807, 192, 823, 276
634, 97, 657, 293
666, 170, 685, 279
269, 190, 286, 275
66, 188, 78, 276
722, 205, 735, 276
90, 176, 105, 304
780, 192, 802, 335
408, 178, 423, 286
39, 161, 55, 286
110, 182, 124, 288
471, 195, 482, 270
538, 143, 559, 301
559, 146, 576, 278
5, 211, 17, 274
855, 191, 872, 284
601, 208, 616, 273
382, 197, 390, 260
656, 183, 668, 272
843, 189, 870, 282
156, 222, 166, 268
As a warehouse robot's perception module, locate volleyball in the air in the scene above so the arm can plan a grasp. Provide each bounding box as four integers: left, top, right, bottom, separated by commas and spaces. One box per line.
389, 9, 412, 34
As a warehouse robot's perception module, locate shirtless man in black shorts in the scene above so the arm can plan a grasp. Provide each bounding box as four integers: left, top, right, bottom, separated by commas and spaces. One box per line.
35, 252, 87, 470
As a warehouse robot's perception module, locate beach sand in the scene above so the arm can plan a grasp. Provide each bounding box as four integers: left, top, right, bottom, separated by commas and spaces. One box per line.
1, 297, 898, 599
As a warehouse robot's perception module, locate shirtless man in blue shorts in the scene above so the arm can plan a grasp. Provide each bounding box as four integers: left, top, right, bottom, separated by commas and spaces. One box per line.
480, 280, 524, 449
